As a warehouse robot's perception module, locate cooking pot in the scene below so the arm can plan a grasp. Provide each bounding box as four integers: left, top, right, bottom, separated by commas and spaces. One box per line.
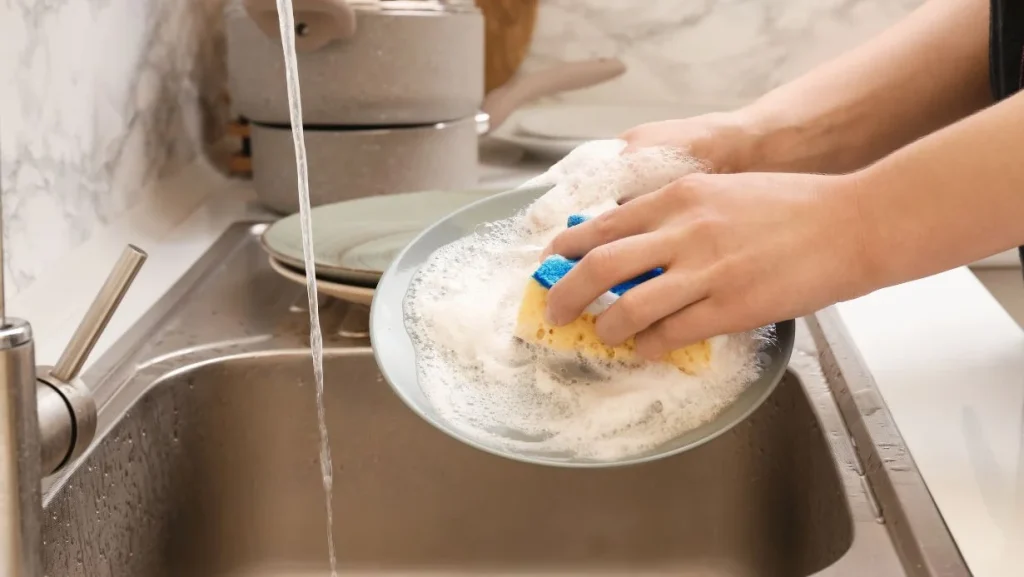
228, 0, 626, 127
233, 0, 627, 213
228, 0, 484, 125
250, 116, 481, 214
248, 53, 625, 215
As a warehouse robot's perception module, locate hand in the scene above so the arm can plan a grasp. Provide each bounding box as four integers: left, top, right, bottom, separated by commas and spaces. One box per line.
619, 111, 760, 175
541, 171, 874, 359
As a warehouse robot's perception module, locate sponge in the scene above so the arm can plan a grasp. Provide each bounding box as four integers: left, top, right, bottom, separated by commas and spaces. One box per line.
514, 215, 711, 374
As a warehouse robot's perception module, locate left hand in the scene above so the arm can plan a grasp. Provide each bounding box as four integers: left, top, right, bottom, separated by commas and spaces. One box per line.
541, 171, 876, 359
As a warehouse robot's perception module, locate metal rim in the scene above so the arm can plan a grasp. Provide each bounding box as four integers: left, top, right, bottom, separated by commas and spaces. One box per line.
0, 317, 32, 349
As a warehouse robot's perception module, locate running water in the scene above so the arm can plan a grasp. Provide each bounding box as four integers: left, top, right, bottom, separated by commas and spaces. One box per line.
272, 1, 337, 575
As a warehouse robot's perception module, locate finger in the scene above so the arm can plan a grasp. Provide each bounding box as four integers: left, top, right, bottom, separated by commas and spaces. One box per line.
619, 121, 689, 151
541, 192, 662, 260
545, 232, 672, 326
594, 271, 708, 347
619, 124, 661, 155
634, 299, 731, 360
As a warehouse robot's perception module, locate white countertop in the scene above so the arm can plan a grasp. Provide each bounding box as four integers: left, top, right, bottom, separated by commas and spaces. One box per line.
838, 271, 1024, 576
12, 153, 1023, 577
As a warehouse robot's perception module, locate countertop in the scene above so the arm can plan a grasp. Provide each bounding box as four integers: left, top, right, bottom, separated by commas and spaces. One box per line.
11, 150, 1023, 577
838, 273, 1024, 577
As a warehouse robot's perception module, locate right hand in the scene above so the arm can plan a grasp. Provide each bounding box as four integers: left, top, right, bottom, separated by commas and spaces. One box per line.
540, 168, 873, 358
619, 111, 761, 176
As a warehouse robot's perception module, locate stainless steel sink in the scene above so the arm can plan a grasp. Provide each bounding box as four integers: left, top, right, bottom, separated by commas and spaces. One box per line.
39, 223, 969, 576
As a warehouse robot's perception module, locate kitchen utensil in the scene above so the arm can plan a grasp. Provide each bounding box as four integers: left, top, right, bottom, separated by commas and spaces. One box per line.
227, 0, 625, 127
477, 0, 539, 93
260, 187, 496, 285
268, 256, 375, 306
249, 117, 482, 214
232, 0, 625, 212
228, 0, 485, 125
247, 63, 627, 213
370, 184, 796, 467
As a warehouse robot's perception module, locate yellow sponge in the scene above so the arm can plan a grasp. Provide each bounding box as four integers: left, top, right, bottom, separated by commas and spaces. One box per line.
514, 278, 712, 375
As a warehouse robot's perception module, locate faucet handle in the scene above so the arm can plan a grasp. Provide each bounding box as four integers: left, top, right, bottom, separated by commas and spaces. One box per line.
51, 245, 147, 383
35, 245, 146, 476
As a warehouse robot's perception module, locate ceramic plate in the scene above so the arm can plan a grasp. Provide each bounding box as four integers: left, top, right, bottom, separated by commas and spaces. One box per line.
515, 104, 740, 141
370, 184, 795, 468
487, 109, 586, 160
489, 103, 748, 159
261, 188, 497, 286
268, 256, 375, 306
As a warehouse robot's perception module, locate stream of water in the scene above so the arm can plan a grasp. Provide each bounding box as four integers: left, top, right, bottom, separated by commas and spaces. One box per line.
272, 1, 338, 575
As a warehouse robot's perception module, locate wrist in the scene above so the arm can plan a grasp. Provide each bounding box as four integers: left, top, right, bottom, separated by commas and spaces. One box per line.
736, 93, 868, 174
822, 170, 892, 300
732, 98, 816, 173
729, 98, 814, 173
706, 108, 767, 174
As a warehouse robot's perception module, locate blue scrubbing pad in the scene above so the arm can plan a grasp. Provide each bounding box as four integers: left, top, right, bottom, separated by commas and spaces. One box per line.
531, 214, 664, 296
566, 213, 589, 228
531, 254, 578, 290
532, 256, 664, 296
566, 213, 590, 228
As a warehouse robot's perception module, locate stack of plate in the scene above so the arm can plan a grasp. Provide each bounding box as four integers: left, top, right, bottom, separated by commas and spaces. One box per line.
261, 188, 497, 306
488, 103, 743, 159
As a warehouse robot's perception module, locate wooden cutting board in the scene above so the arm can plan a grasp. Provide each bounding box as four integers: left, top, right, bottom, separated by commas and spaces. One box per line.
476, 0, 539, 93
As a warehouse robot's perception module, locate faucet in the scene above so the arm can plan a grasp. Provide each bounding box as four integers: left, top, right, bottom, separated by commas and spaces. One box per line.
0, 201, 145, 575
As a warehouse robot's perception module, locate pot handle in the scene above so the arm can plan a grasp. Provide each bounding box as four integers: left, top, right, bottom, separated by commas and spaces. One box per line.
480, 57, 627, 134
242, 0, 357, 53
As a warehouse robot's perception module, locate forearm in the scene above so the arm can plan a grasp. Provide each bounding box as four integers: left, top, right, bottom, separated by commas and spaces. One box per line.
738, 0, 991, 174
852, 89, 1024, 290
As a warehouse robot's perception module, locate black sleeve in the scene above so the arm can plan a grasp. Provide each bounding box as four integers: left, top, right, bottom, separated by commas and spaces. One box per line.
990, 0, 1024, 101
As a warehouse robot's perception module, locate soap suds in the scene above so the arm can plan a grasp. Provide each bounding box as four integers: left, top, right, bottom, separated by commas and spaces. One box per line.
404, 140, 773, 461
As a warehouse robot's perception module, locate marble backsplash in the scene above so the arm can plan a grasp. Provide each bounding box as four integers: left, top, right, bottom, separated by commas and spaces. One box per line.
522, 0, 924, 107
0, 0, 229, 296
0, 0, 925, 299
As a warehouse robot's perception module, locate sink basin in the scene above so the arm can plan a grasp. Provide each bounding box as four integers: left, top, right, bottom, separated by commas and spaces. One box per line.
37, 223, 968, 577
44, 350, 851, 577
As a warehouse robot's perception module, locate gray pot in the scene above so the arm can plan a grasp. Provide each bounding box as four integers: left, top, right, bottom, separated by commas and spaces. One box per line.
250, 116, 482, 214
231, 0, 629, 213
246, 53, 628, 213
227, 0, 484, 125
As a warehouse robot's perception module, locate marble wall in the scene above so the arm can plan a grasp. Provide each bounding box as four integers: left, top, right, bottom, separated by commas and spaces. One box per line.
0, 0, 229, 295
0, 0, 925, 297
522, 0, 924, 107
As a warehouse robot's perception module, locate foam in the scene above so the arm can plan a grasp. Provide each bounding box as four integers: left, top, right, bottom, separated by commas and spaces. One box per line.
403, 139, 772, 461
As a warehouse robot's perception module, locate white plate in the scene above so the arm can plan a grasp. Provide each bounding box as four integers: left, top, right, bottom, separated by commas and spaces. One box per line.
260, 188, 496, 286
268, 256, 375, 306
519, 104, 733, 140
488, 110, 586, 160
489, 103, 744, 159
